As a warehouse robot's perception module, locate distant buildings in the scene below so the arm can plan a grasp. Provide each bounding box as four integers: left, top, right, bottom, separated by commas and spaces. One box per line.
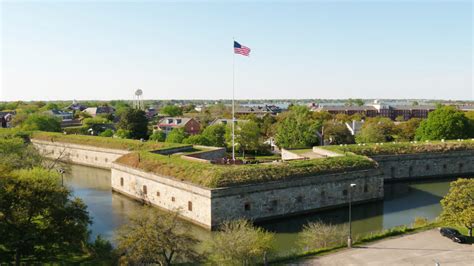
210, 118, 247, 126
236, 104, 282, 117
0, 111, 15, 128
311, 102, 436, 120
156, 117, 200, 135
83, 106, 115, 117
66, 100, 87, 112
44, 109, 74, 121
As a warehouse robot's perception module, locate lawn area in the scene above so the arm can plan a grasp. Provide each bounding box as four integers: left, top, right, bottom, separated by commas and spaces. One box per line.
322, 139, 474, 156
31, 131, 190, 151
115, 152, 376, 188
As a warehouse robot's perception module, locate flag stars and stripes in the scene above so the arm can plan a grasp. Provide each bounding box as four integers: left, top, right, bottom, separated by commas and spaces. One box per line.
234, 41, 251, 56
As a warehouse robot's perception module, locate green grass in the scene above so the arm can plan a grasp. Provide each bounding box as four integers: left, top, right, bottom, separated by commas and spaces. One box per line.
31, 131, 190, 151
322, 139, 474, 156
115, 152, 375, 188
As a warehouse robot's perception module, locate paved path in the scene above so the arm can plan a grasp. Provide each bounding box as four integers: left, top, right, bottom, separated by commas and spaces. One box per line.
294, 229, 473, 266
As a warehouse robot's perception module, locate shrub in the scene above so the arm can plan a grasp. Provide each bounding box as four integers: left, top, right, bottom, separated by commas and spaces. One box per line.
205, 220, 274, 265
149, 131, 166, 142
99, 129, 114, 137
298, 221, 348, 251
412, 217, 429, 228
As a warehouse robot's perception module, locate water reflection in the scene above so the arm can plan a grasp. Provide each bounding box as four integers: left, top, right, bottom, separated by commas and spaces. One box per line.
65, 164, 454, 254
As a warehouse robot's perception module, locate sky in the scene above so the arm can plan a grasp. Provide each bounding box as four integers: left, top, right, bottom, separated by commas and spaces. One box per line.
0, 0, 472, 101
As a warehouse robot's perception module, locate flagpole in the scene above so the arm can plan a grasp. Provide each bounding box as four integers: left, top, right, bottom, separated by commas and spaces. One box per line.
232, 37, 236, 161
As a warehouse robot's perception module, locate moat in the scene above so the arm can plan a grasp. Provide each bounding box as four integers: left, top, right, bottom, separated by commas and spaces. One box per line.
65, 163, 455, 256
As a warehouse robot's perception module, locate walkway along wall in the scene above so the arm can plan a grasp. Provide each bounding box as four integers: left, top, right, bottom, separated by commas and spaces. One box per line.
32, 139, 130, 169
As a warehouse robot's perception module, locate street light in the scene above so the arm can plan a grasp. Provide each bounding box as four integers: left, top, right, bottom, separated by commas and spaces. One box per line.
348, 183, 357, 248
57, 168, 65, 186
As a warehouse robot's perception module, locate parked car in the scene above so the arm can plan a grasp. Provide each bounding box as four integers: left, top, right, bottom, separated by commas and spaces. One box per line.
439, 227, 466, 243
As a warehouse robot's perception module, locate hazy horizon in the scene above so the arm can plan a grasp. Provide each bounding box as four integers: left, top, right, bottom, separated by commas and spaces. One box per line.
1, 1, 472, 101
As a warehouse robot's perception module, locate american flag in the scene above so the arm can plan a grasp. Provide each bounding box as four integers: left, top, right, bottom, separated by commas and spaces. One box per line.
234, 41, 251, 56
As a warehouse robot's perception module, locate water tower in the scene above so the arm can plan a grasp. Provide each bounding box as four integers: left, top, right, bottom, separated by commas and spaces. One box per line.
133, 89, 144, 110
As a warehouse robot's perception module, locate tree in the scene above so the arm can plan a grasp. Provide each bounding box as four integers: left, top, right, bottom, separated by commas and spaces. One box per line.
99, 129, 114, 137
334, 113, 351, 123
205, 220, 274, 265
166, 128, 187, 143
275, 106, 319, 148
236, 120, 261, 157
260, 114, 277, 138
0, 168, 91, 265
202, 124, 227, 147
415, 106, 470, 141
356, 118, 397, 143
183, 134, 211, 146
440, 178, 474, 237
116, 208, 201, 265
465, 111, 474, 138
323, 121, 354, 145
161, 105, 183, 116
149, 131, 166, 142
115, 129, 131, 139
117, 108, 149, 139
0, 137, 43, 171
82, 117, 111, 134
21, 114, 61, 132
396, 118, 421, 141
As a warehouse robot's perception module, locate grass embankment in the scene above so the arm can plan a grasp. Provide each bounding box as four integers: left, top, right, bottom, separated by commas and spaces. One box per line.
31, 131, 189, 151
115, 152, 375, 188
323, 139, 474, 156
272, 222, 439, 264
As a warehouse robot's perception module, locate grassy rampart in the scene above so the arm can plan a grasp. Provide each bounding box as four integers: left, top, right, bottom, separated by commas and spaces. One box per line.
31, 131, 189, 151
322, 139, 474, 156
115, 151, 376, 188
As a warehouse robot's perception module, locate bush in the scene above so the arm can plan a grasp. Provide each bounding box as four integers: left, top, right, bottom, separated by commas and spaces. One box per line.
88, 235, 114, 260
99, 129, 114, 137
115, 129, 131, 139
149, 131, 166, 142
22, 114, 61, 132
205, 220, 274, 265
412, 217, 429, 228
298, 221, 348, 251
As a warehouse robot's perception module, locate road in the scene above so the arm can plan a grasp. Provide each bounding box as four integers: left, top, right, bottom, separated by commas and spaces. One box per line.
293, 229, 473, 266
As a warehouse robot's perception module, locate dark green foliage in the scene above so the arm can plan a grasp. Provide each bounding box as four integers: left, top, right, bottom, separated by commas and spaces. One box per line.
166, 128, 187, 143
117, 108, 149, 139
236, 120, 262, 156
275, 106, 320, 148
149, 131, 167, 142
395, 118, 421, 141
21, 114, 61, 132
99, 129, 114, 137
415, 106, 470, 141
160, 105, 183, 116
356, 118, 397, 143
88, 235, 115, 260
202, 124, 226, 147
183, 134, 211, 146
323, 121, 354, 145
0, 168, 91, 264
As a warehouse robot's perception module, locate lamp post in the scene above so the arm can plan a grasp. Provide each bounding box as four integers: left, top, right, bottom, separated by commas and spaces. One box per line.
57, 168, 65, 186
348, 183, 357, 248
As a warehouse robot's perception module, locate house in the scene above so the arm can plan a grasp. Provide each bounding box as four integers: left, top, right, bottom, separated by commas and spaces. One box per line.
156, 117, 200, 135
314, 105, 379, 117
0, 111, 15, 128
235, 105, 282, 117
66, 100, 87, 111
83, 106, 115, 117
44, 109, 74, 121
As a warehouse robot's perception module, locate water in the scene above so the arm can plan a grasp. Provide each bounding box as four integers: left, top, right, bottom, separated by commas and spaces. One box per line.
64, 164, 453, 254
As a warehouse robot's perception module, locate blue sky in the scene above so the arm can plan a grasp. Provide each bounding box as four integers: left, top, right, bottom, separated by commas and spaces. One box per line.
1, 1, 472, 101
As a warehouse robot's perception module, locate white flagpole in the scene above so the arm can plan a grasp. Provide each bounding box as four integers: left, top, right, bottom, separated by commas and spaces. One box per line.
232, 37, 236, 161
